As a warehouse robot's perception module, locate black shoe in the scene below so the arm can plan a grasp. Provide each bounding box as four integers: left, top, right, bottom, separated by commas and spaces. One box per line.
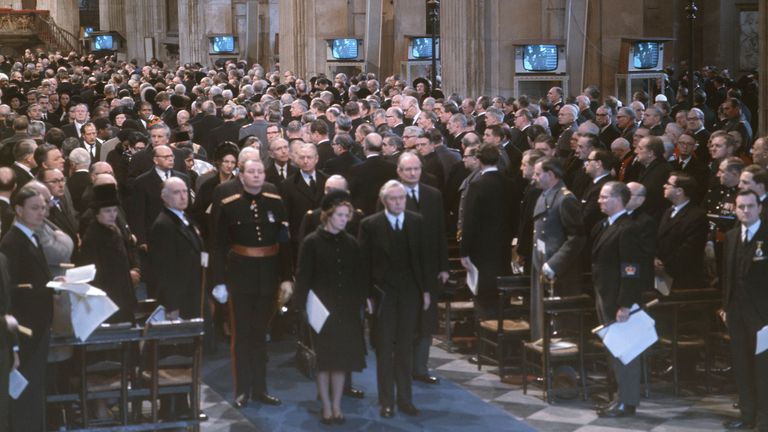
468, 356, 479, 365
413, 374, 440, 384
398, 402, 420, 416
723, 419, 755, 430
256, 393, 282, 406
380, 406, 395, 418
320, 416, 333, 425
597, 402, 636, 418
343, 386, 365, 399
333, 415, 346, 425
233, 393, 249, 409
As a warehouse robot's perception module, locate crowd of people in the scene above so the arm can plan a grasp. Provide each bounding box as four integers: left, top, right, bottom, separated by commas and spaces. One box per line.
0, 47, 764, 430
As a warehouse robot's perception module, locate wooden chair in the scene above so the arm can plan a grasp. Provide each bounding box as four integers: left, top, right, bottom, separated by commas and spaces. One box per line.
521, 293, 594, 403
474, 275, 531, 379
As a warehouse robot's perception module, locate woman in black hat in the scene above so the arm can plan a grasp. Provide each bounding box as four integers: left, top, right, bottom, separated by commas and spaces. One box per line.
191, 141, 239, 238
295, 190, 367, 425
77, 184, 139, 324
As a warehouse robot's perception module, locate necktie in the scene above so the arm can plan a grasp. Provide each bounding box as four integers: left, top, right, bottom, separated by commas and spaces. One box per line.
670, 207, 678, 219
395, 218, 400, 231
743, 229, 750, 244
308, 176, 316, 190
279, 166, 285, 179
166, 171, 171, 180
410, 188, 418, 204
32, 233, 45, 258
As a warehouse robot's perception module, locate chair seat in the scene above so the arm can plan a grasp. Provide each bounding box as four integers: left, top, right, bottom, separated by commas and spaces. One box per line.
524, 339, 579, 356
480, 319, 530, 333
438, 301, 474, 311
141, 368, 192, 385
659, 336, 705, 348
86, 374, 124, 392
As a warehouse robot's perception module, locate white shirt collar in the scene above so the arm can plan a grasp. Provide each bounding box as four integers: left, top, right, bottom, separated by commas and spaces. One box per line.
13, 221, 37, 245
481, 166, 498, 175
301, 171, 316, 185
167, 207, 188, 225
742, 219, 761, 240
607, 209, 627, 226
593, 173, 609, 184
384, 210, 404, 229
155, 167, 171, 179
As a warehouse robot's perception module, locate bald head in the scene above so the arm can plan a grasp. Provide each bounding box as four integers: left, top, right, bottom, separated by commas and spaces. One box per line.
0, 166, 15, 195
93, 173, 117, 186
161, 177, 189, 211
324, 174, 349, 193
626, 181, 646, 211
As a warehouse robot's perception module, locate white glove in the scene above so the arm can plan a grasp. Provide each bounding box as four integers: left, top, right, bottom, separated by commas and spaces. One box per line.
277, 281, 294, 308
212, 284, 229, 304
704, 241, 715, 259
542, 263, 556, 280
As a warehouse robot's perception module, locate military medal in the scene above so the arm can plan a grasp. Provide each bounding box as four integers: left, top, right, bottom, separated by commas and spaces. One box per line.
267, 211, 275, 223
756, 241, 764, 258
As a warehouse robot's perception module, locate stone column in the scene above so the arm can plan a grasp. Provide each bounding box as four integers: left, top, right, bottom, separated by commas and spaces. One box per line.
440, 0, 485, 98
178, 0, 207, 65
99, 0, 126, 36
279, 0, 315, 77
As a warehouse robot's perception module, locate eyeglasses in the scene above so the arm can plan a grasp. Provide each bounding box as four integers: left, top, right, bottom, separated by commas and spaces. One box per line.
462, 154, 475, 159
44, 178, 65, 184
595, 113, 608, 117
664, 181, 679, 188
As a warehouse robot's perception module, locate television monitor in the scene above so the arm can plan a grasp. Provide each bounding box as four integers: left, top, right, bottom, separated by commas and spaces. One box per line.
514, 44, 566, 74
410, 37, 437, 60
331, 38, 359, 60
211, 35, 235, 54
523, 44, 558, 72
93, 35, 113, 51
631, 41, 661, 70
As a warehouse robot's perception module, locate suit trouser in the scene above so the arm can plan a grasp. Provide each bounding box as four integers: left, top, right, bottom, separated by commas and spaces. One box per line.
727, 305, 768, 425
376, 288, 419, 406
11, 329, 49, 432
610, 353, 641, 407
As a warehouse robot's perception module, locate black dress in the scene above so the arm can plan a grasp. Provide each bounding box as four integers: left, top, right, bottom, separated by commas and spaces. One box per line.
295, 228, 367, 372
78, 221, 138, 324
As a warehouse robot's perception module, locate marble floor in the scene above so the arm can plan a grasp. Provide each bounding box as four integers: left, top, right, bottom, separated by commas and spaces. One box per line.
199, 339, 741, 431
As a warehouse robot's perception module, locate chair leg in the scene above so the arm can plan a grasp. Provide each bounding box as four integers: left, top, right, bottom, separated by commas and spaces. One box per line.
445, 304, 453, 353
521, 342, 528, 395
672, 343, 679, 397
498, 338, 505, 380
642, 352, 650, 398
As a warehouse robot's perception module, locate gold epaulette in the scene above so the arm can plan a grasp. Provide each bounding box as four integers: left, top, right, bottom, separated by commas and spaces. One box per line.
263, 192, 282, 200
561, 187, 572, 196
221, 194, 241, 205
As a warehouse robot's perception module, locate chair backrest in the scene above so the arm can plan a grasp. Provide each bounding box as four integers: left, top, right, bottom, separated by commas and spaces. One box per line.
144, 318, 204, 340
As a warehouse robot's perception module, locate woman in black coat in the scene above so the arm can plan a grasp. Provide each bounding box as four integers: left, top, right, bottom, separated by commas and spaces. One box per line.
295, 191, 367, 424
78, 184, 139, 324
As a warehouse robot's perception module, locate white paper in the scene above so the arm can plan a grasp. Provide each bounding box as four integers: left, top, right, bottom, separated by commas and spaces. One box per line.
465, 259, 479, 296
536, 239, 546, 255
306, 290, 330, 333
756, 324, 768, 355
68, 287, 119, 341
596, 304, 658, 365
146, 305, 166, 325
64, 264, 97, 284
8, 369, 28, 400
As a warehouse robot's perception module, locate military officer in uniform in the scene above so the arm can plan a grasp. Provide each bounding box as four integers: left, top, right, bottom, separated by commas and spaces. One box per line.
211, 158, 291, 408
530, 157, 586, 340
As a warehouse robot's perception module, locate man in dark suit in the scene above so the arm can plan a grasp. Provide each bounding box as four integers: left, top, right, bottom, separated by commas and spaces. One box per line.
348, 132, 397, 217
686, 108, 711, 164
11, 139, 37, 189
279, 143, 327, 258
636, 136, 671, 222
358, 180, 428, 418
596, 105, 621, 148
739, 165, 768, 222
309, 119, 335, 170
66, 148, 92, 213
460, 143, 515, 318
0, 167, 15, 238
671, 132, 709, 204
720, 190, 768, 430
397, 153, 449, 385
0, 250, 18, 432
264, 138, 296, 185
149, 177, 203, 319
386, 107, 405, 137
655, 172, 708, 291
193, 101, 224, 155
582, 149, 615, 243
40, 168, 79, 248
127, 145, 190, 248
126, 124, 188, 182
0, 186, 54, 431
156, 92, 178, 130
616, 107, 638, 143
208, 105, 242, 150
510, 108, 534, 153
323, 133, 361, 178
239, 103, 270, 162
591, 181, 644, 418
59, 103, 89, 139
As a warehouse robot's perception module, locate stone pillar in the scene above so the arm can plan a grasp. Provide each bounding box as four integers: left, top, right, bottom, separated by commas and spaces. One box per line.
99, 0, 126, 36
279, 0, 315, 77
178, 0, 207, 65
364, 0, 383, 77
440, 0, 485, 98
760, 0, 767, 136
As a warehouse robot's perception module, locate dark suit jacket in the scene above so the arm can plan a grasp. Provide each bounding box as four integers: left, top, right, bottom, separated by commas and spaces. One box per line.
208, 121, 242, 150
11, 163, 34, 188
265, 162, 298, 186
460, 170, 514, 301
67, 170, 91, 213
60, 122, 80, 139
161, 106, 177, 129
599, 124, 621, 148
48, 198, 79, 247
80, 140, 102, 163
194, 114, 225, 154
149, 209, 203, 318
126, 145, 187, 182
358, 210, 427, 297
0, 200, 13, 239
348, 155, 397, 216
591, 213, 644, 321
637, 158, 671, 221
128, 168, 190, 244
722, 222, 768, 331
693, 129, 711, 163
582, 174, 614, 238
656, 203, 708, 290
315, 140, 335, 170
323, 151, 361, 178
0, 226, 53, 336
670, 156, 709, 204
391, 123, 405, 137
279, 171, 327, 239
406, 184, 449, 295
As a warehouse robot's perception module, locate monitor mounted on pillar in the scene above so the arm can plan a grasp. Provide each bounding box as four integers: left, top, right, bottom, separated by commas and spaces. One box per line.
209, 35, 238, 55
87, 31, 123, 53
326, 38, 364, 62
514, 43, 566, 74
408, 37, 440, 60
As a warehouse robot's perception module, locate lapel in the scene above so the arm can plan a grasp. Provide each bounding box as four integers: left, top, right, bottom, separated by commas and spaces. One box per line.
659, 204, 687, 236
376, 213, 391, 258
294, 172, 317, 202
165, 209, 202, 251
13, 226, 48, 272
593, 214, 625, 255
742, 223, 768, 272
